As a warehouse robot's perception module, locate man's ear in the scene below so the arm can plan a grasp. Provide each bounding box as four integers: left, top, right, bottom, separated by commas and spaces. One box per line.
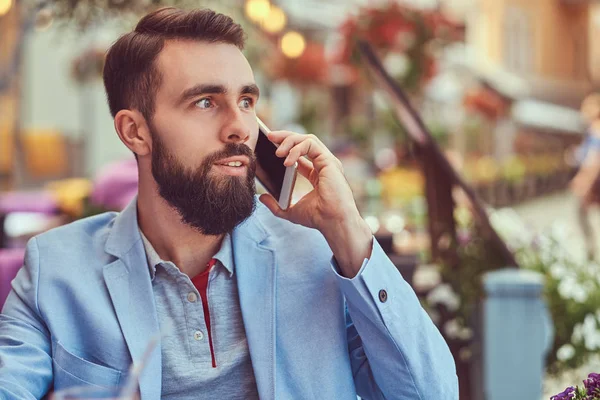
114, 109, 152, 157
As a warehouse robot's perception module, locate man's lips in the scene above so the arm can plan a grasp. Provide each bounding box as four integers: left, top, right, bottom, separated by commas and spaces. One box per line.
214, 156, 250, 167
212, 156, 250, 177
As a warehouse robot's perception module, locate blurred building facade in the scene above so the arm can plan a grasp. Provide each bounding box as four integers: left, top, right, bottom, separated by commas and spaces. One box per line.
0, 2, 20, 190
469, 0, 597, 107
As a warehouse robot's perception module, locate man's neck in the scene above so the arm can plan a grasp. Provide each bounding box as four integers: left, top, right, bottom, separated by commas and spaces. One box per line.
136, 172, 224, 278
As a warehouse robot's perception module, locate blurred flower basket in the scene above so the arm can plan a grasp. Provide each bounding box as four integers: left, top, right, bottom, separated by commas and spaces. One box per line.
71, 48, 106, 84
437, 207, 600, 377
463, 87, 510, 121
269, 42, 328, 85
332, 2, 462, 94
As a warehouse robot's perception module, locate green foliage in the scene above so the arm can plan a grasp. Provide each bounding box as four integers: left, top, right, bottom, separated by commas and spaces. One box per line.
482, 209, 600, 374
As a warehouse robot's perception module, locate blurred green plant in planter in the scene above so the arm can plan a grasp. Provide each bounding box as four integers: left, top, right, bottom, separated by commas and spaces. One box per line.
434, 207, 600, 374
499, 221, 600, 375
422, 206, 507, 347
333, 2, 462, 96
501, 156, 526, 183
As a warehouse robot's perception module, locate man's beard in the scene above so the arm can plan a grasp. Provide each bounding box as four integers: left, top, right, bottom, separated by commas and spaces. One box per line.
150, 129, 257, 236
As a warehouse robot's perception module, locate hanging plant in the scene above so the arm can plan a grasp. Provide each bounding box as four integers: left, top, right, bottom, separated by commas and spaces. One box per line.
333, 2, 462, 94
47, 0, 226, 29
269, 41, 328, 85
71, 47, 106, 84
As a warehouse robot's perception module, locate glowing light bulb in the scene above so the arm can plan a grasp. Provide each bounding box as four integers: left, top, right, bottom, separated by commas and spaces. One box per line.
280, 31, 306, 59
0, 0, 13, 17
245, 0, 271, 23
262, 6, 286, 34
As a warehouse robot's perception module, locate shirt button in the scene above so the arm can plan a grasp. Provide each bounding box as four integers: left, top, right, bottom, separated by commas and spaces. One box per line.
187, 292, 197, 303
378, 289, 388, 303
193, 330, 204, 341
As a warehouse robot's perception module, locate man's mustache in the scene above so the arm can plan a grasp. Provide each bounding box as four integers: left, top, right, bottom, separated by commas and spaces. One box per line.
204, 143, 257, 172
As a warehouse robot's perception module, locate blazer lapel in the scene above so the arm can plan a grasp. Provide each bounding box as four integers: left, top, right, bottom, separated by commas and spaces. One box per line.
232, 210, 277, 400
102, 198, 277, 399
103, 198, 162, 400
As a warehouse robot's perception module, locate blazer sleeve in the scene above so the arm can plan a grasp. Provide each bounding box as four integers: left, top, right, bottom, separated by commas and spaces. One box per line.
331, 239, 459, 400
0, 237, 53, 399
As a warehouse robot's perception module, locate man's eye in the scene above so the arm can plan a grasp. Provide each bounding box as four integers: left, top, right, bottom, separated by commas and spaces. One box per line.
195, 98, 213, 109
239, 98, 254, 109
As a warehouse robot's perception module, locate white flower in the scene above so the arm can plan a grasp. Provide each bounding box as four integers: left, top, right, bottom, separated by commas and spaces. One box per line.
459, 327, 473, 341
558, 276, 588, 303
582, 314, 600, 351
585, 332, 600, 351
383, 53, 410, 78
556, 344, 576, 361
572, 287, 589, 304
549, 263, 568, 280
444, 319, 463, 339
582, 263, 596, 277
549, 222, 570, 244
427, 283, 461, 312
570, 317, 600, 350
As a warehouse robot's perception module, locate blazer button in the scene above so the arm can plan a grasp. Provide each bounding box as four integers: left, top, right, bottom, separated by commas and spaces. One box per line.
378, 289, 388, 303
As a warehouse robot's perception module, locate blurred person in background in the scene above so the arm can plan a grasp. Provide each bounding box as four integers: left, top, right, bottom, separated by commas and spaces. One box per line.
0, 8, 457, 400
571, 93, 600, 260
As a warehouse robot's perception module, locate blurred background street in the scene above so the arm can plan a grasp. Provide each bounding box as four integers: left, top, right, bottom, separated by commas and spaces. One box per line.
2, 0, 600, 398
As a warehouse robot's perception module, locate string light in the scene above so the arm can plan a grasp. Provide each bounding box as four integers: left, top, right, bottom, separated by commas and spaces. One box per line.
0, 0, 12, 17
280, 31, 305, 58
245, 0, 271, 23
261, 6, 286, 34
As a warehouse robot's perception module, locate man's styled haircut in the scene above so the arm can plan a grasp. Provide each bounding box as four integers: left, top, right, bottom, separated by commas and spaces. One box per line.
103, 7, 246, 121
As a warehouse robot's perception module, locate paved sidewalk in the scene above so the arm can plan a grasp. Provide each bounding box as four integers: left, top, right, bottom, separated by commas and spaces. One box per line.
513, 191, 600, 259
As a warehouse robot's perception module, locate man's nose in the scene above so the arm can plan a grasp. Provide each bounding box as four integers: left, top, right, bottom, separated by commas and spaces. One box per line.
221, 109, 251, 144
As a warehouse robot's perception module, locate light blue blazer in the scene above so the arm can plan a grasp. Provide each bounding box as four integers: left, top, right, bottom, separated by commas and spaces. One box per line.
0, 198, 457, 399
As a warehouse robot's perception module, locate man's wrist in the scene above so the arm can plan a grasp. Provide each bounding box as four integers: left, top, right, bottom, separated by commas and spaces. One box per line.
321, 213, 373, 278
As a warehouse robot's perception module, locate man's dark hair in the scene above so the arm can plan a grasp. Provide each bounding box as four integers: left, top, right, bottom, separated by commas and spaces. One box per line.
103, 7, 246, 121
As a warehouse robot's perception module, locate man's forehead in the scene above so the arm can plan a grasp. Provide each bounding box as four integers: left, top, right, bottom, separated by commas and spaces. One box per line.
156, 40, 254, 96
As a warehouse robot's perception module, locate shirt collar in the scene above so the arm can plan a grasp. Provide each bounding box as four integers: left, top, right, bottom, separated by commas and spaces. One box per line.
139, 230, 235, 280
213, 233, 234, 277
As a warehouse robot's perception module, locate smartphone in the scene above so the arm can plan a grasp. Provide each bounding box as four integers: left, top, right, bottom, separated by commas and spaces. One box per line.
255, 117, 297, 210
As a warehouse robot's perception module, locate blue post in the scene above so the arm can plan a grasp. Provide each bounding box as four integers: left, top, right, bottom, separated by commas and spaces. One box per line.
483, 269, 554, 400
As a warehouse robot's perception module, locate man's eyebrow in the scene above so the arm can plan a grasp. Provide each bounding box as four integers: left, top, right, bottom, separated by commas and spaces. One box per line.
179, 83, 260, 104
241, 84, 260, 99
179, 84, 227, 104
